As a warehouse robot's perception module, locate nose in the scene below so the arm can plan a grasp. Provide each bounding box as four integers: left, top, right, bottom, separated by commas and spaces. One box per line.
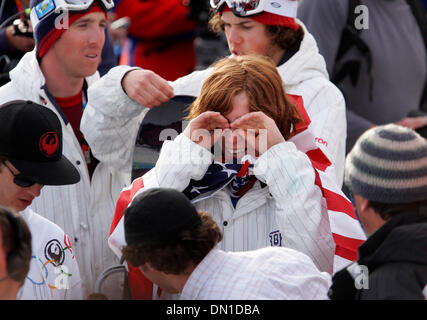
227, 27, 242, 47
88, 25, 105, 47
27, 183, 43, 197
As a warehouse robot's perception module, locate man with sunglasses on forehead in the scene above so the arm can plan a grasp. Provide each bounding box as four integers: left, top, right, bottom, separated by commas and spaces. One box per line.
0, 100, 83, 299
81, 0, 347, 188
0, 0, 131, 296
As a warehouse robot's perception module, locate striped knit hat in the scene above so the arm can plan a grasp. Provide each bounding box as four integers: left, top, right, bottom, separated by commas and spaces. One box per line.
345, 124, 427, 204
30, 0, 109, 59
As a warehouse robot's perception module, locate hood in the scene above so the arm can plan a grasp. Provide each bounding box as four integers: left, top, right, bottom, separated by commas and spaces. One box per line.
9, 50, 45, 98
360, 211, 427, 267
279, 19, 330, 87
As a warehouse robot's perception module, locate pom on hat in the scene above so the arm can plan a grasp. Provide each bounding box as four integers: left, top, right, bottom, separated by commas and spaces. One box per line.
345, 124, 427, 204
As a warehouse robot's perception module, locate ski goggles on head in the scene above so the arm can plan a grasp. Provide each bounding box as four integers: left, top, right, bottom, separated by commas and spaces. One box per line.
31, 0, 113, 23
210, 0, 297, 18
62, 0, 114, 11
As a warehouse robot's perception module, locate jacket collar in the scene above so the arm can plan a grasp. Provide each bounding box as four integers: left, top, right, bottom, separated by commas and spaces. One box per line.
358, 209, 427, 263
9, 50, 99, 98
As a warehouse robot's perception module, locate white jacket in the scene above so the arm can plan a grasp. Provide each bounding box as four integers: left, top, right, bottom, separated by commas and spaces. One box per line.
18, 208, 83, 300
108, 126, 365, 281
126, 133, 337, 273
0, 51, 124, 296
181, 247, 331, 300
81, 20, 346, 187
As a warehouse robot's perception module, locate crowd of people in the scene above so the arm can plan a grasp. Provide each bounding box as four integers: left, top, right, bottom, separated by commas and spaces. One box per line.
0, 0, 426, 301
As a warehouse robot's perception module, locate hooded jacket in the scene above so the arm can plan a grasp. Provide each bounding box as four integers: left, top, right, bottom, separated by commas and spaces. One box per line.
81, 20, 346, 187
329, 210, 427, 300
0, 50, 126, 296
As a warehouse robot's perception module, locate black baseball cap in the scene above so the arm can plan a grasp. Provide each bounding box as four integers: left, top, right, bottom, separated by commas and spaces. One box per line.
124, 188, 202, 246
0, 100, 80, 186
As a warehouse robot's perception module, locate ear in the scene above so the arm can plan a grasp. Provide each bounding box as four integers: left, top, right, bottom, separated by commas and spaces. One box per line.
359, 198, 370, 213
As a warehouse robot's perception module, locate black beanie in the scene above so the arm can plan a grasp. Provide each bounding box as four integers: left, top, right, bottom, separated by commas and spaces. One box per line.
124, 188, 202, 246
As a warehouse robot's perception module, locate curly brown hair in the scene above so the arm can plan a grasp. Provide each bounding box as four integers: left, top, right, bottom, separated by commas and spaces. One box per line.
187, 54, 301, 139
122, 211, 222, 274
208, 10, 304, 52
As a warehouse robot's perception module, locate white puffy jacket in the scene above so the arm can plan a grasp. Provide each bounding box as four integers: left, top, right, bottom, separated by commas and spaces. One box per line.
0, 51, 125, 296
81, 20, 346, 187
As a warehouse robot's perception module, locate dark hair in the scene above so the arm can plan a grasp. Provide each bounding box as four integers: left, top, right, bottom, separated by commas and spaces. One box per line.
208, 10, 304, 52
369, 199, 427, 220
0, 207, 32, 283
0, 155, 6, 172
122, 211, 222, 274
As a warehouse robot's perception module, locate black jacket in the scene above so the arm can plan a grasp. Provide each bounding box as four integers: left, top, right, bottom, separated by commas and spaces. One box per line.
329, 210, 427, 300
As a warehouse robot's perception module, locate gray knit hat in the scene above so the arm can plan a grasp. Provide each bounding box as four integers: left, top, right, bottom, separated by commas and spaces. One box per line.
345, 124, 427, 204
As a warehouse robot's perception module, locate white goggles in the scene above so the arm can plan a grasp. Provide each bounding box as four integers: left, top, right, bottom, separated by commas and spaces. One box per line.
31, 0, 113, 27
210, 0, 297, 18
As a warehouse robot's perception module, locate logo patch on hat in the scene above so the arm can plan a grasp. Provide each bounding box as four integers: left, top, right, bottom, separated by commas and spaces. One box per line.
39, 131, 59, 157
35, 0, 56, 19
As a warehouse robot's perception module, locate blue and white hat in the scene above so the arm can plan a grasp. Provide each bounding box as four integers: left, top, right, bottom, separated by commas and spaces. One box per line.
345, 124, 427, 204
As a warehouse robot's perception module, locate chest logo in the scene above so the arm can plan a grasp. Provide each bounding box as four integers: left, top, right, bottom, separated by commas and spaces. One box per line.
269, 230, 282, 246
44, 239, 65, 267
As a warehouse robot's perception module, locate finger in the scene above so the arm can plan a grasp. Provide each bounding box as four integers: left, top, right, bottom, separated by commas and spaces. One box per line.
199, 112, 230, 130
149, 75, 175, 99
231, 117, 263, 131
413, 116, 427, 129
230, 112, 265, 129
134, 82, 172, 108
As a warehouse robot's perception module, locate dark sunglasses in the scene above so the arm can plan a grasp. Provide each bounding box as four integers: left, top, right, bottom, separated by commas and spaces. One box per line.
2, 161, 38, 188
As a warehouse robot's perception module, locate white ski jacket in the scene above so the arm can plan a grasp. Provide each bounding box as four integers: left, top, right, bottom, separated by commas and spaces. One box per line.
0, 50, 125, 296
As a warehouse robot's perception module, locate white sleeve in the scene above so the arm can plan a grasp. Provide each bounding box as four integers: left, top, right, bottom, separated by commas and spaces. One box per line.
254, 141, 335, 273
307, 84, 346, 188
152, 133, 214, 190
268, 248, 332, 300
81, 65, 148, 173
172, 67, 213, 96
107, 133, 214, 257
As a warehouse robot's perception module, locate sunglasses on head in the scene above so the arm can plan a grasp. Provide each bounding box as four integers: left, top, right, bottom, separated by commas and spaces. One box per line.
1, 161, 38, 188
